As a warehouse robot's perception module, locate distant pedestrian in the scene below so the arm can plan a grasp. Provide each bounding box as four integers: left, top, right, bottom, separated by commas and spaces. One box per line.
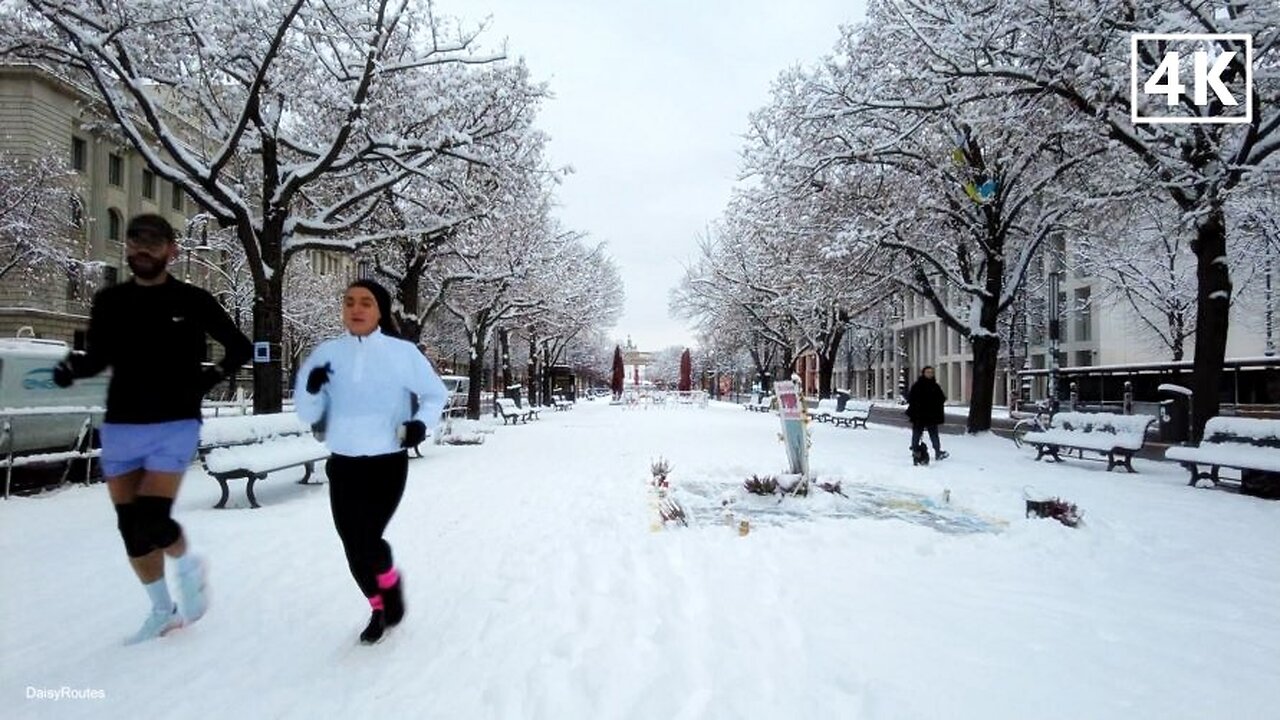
294, 279, 447, 644
53, 213, 252, 644
906, 366, 949, 461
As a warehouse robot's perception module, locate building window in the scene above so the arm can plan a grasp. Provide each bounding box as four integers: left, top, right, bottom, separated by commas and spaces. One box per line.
108, 153, 123, 187
1075, 350, 1093, 367
1074, 287, 1092, 342
107, 208, 122, 242
71, 137, 87, 171
101, 266, 118, 288
171, 182, 183, 211
66, 264, 83, 302
70, 196, 84, 229
142, 169, 155, 200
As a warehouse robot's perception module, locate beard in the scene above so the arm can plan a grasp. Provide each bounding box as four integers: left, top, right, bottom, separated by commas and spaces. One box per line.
126, 254, 168, 280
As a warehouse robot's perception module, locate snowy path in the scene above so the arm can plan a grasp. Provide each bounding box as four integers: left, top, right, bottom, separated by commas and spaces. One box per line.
2, 401, 1279, 719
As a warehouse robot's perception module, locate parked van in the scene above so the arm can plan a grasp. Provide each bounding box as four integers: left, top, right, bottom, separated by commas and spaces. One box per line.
0, 338, 108, 455
440, 374, 469, 415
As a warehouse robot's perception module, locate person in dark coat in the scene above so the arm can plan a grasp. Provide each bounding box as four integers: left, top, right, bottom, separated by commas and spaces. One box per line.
906, 366, 949, 460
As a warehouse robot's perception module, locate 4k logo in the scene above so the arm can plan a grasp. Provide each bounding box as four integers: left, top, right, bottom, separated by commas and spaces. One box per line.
1131, 34, 1253, 125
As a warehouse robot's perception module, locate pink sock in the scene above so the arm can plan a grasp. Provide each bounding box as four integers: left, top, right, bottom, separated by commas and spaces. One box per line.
376, 567, 399, 590
369, 595, 384, 611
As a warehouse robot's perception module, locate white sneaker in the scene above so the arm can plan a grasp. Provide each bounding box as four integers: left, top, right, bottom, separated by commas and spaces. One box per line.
177, 555, 209, 624
125, 604, 182, 645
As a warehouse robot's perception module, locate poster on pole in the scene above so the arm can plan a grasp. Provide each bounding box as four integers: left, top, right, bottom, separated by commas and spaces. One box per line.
773, 380, 808, 477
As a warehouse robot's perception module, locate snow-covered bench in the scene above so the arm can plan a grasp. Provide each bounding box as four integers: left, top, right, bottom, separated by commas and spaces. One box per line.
198, 414, 327, 509
811, 398, 839, 423
1021, 411, 1156, 473
831, 400, 873, 429
1165, 417, 1280, 490
496, 398, 534, 424
744, 395, 774, 413
552, 395, 574, 411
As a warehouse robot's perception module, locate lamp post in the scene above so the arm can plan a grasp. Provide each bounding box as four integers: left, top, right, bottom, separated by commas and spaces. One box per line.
1047, 270, 1062, 413
1266, 240, 1275, 357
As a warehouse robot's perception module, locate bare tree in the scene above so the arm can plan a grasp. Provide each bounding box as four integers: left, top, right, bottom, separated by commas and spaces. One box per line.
6, 0, 506, 412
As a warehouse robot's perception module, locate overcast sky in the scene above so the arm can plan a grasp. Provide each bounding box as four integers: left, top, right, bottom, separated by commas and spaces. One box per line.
455, 0, 869, 351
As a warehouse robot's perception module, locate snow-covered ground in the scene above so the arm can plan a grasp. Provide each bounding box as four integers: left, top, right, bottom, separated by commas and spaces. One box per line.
2, 400, 1278, 719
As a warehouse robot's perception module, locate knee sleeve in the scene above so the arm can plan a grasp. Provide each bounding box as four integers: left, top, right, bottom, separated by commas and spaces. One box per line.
114, 503, 153, 558
133, 495, 182, 550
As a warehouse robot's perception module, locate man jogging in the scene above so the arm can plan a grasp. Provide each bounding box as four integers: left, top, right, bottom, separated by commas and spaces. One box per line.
54, 213, 252, 644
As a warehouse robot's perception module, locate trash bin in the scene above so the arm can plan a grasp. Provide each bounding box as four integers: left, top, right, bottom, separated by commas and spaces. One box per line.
835, 389, 851, 413
505, 384, 524, 407
1157, 385, 1192, 444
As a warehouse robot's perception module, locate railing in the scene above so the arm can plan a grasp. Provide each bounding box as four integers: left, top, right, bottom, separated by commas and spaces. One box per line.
1, 407, 102, 499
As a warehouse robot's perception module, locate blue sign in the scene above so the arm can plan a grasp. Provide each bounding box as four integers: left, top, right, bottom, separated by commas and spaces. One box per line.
253, 342, 270, 363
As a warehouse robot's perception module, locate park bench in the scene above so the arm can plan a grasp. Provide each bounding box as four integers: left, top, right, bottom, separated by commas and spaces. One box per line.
744, 395, 774, 413
1021, 411, 1156, 473
496, 398, 534, 424
198, 414, 327, 509
1165, 417, 1280, 496
811, 398, 838, 423
552, 395, 574, 411
831, 400, 874, 429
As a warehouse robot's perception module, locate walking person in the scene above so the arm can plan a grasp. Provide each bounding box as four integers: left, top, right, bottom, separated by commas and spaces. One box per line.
294, 279, 447, 644
52, 213, 252, 644
906, 366, 949, 461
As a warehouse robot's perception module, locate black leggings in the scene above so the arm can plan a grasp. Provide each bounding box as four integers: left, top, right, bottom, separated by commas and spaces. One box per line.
326, 451, 408, 598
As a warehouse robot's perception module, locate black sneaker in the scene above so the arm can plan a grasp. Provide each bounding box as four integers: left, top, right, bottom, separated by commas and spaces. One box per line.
935, 450, 949, 460
360, 610, 387, 645
382, 579, 405, 627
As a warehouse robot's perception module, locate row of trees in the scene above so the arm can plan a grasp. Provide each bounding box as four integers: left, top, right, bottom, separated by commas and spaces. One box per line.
673, 0, 1278, 435
1, 0, 624, 418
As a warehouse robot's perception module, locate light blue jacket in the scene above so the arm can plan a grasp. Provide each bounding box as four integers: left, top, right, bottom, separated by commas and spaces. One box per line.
294, 329, 448, 457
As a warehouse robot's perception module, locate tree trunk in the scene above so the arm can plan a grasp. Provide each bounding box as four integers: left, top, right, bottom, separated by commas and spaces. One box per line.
542, 344, 553, 405
817, 349, 836, 398
467, 333, 487, 421
251, 260, 284, 415
397, 268, 422, 345
967, 334, 1000, 433
1191, 206, 1231, 441
527, 336, 537, 407
499, 328, 512, 388
1170, 311, 1185, 362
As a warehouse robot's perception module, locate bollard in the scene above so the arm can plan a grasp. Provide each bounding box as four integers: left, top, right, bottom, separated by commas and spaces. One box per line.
1123, 381, 1133, 415
1069, 382, 1078, 411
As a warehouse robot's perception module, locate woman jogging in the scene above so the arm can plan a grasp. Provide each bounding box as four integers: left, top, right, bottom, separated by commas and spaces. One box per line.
294, 279, 447, 644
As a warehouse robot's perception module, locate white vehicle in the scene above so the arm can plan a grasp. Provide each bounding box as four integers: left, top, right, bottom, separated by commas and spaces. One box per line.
439, 374, 469, 416
0, 337, 109, 455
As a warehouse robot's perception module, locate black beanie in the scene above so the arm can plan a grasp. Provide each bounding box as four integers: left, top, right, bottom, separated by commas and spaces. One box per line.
348, 279, 401, 339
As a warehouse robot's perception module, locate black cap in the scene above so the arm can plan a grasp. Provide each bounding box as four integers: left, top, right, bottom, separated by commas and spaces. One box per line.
126, 213, 176, 244
348, 279, 401, 339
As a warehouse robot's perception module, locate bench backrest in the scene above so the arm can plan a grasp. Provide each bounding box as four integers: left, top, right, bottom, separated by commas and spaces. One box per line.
200, 413, 309, 448
1203, 416, 1280, 448
495, 398, 522, 414
1051, 411, 1154, 437
843, 400, 874, 413
815, 398, 838, 412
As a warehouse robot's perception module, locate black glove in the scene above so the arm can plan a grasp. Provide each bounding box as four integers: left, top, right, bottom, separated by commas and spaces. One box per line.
399, 420, 426, 448
52, 359, 75, 388
199, 366, 225, 395
306, 363, 331, 394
